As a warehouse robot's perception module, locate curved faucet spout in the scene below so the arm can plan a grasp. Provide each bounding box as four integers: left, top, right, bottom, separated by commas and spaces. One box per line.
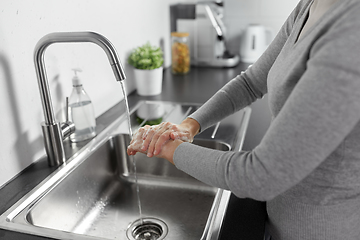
34, 31, 126, 166
34, 31, 126, 125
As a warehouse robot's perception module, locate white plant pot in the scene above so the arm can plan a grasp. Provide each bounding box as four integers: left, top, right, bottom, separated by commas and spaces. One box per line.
134, 67, 163, 96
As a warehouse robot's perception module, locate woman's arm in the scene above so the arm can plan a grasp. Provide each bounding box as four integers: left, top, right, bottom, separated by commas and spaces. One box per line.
174, 13, 360, 201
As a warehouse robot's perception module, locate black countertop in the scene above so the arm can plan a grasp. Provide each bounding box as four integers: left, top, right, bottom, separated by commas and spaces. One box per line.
128, 64, 244, 104
0, 64, 266, 240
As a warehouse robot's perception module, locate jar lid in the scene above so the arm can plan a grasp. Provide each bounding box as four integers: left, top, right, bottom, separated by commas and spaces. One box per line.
171, 32, 189, 37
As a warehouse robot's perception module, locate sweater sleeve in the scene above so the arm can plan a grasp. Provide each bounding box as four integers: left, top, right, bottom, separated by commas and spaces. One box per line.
174, 3, 360, 201
188, 0, 309, 131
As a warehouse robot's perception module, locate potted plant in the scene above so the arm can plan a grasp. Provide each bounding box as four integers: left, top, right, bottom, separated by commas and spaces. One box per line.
128, 42, 164, 96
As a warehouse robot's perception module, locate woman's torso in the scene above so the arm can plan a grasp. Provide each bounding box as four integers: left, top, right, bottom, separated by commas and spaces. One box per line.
266, 0, 360, 239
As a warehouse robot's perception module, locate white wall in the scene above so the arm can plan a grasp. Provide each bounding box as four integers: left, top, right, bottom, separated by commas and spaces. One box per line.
0, 0, 299, 187
0, 0, 194, 187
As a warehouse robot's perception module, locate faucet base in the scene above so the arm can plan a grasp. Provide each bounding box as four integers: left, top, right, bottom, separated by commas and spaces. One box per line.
41, 122, 66, 167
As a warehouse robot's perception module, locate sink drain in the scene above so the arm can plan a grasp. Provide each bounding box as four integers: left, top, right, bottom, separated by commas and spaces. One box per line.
126, 218, 168, 240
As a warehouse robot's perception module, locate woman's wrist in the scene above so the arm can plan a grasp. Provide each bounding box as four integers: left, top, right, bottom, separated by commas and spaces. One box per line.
162, 139, 183, 165
181, 117, 200, 138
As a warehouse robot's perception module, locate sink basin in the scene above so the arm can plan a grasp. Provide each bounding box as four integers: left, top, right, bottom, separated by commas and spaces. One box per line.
26, 134, 230, 240
0, 101, 251, 240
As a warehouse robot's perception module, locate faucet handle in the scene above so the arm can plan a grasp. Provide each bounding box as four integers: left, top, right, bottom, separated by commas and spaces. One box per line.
61, 121, 75, 140
62, 97, 75, 139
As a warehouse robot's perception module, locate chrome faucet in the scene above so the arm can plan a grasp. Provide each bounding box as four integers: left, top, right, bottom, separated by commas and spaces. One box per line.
34, 32, 126, 167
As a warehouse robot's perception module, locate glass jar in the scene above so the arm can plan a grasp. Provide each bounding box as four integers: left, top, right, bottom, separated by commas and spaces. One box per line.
171, 32, 190, 74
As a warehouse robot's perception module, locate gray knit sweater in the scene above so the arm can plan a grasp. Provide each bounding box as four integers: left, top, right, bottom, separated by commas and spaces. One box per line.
173, 0, 360, 239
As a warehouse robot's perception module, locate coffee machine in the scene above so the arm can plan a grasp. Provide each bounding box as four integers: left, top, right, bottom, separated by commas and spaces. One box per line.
171, 1, 239, 67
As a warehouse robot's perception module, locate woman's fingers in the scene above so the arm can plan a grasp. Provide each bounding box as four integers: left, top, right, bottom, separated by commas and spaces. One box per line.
146, 122, 172, 157
141, 126, 158, 152
153, 132, 172, 155
127, 125, 151, 155
169, 125, 192, 142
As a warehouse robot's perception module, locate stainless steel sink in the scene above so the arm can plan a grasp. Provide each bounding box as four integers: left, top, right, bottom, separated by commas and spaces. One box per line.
28, 135, 230, 240
0, 101, 251, 240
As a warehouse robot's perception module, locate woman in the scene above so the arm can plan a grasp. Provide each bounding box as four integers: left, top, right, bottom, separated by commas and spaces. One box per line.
127, 0, 360, 239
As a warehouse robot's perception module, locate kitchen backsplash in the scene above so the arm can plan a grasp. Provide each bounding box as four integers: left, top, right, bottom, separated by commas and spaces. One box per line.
0, 0, 299, 187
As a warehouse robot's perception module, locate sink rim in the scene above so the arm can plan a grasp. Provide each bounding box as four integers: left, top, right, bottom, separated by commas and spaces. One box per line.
0, 101, 251, 240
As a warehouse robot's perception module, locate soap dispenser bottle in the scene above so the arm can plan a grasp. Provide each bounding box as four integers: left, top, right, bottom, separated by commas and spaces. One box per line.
69, 68, 96, 142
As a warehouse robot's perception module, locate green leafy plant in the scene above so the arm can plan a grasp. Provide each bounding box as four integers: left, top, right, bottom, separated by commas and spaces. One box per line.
136, 116, 163, 126
128, 42, 164, 70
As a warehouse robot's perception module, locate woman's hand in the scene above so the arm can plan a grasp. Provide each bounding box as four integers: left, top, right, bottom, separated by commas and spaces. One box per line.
126, 118, 200, 159
127, 125, 151, 156
141, 118, 200, 158
126, 124, 184, 164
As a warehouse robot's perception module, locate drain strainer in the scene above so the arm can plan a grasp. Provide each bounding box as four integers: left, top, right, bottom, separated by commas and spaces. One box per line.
126, 218, 168, 240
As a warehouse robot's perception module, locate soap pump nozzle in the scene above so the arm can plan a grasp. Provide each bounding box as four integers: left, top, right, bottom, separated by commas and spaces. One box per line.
72, 68, 83, 86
